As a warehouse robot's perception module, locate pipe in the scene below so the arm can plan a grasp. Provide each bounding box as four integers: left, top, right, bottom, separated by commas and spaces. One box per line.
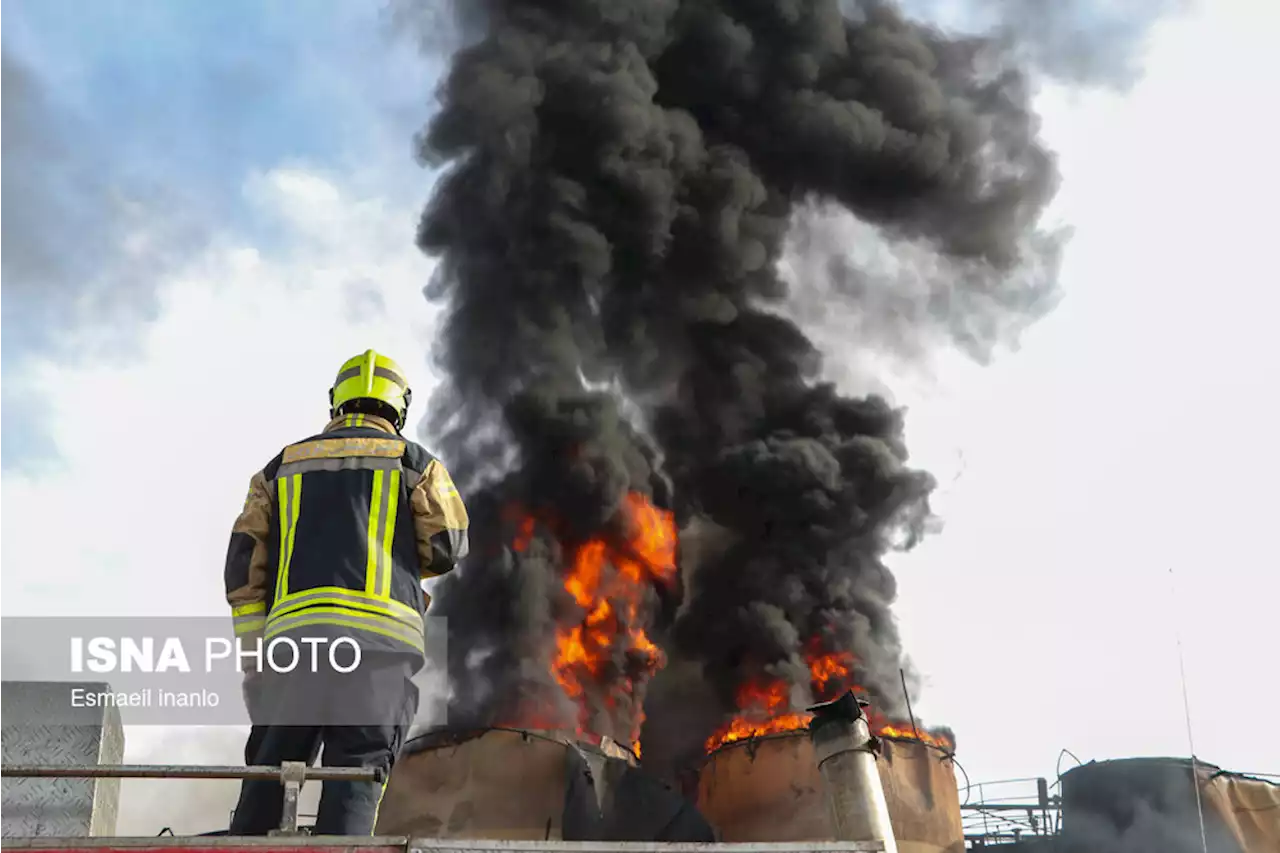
807, 691, 898, 853
0, 763, 383, 783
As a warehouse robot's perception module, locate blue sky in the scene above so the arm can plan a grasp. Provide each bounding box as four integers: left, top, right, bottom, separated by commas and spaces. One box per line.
3, 0, 438, 213
1, 0, 444, 472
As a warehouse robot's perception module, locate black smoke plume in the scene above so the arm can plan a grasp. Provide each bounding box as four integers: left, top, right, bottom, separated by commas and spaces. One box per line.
415, 0, 1061, 761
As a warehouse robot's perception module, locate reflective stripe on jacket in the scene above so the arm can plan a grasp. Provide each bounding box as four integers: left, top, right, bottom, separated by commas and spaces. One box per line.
223, 413, 469, 666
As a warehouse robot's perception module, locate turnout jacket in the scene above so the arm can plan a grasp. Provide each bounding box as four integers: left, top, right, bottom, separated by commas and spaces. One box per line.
223, 413, 469, 669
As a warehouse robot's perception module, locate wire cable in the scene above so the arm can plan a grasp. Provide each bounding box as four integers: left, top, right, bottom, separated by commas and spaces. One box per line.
1169, 567, 1209, 853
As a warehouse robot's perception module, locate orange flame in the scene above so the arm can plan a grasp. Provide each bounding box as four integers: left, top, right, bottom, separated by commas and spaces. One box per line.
704, 646, 954, 753
508, 491, 677, 747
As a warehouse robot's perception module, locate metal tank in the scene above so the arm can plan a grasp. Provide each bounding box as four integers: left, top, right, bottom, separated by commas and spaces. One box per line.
1060, 757, 1279, 853
695, 730, 964, 853
374, 727, 636, 840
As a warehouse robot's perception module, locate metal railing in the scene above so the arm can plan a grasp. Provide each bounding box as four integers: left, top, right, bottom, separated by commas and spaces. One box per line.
0, 762, 386, 834
960, 776, 1062, 847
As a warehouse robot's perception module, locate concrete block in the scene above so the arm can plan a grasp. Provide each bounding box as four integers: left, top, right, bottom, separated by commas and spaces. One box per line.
2, 681, 126, 837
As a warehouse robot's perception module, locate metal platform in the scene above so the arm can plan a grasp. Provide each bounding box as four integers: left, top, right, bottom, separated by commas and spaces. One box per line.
0, 765, 884, 851
1, 840, 887, 853
1, 681, 126, 837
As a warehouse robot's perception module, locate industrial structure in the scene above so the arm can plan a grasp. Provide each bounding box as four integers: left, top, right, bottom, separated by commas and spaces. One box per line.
2, 679, 1278, 852
959, 756, 1280, 852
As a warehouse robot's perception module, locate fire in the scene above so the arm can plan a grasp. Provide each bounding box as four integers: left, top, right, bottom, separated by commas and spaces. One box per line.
509, 491, 678, 746
503, 492, 952, 757
704, 645, 955, 753
876, 723, 954, 748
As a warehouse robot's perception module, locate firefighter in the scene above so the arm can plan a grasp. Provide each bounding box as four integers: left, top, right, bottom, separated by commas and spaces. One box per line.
223, 349, 469, 836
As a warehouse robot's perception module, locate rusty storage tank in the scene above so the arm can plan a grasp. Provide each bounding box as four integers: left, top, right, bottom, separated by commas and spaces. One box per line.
374, 726, 637, 839
695, 730, 964, 853
1060, 757, 1280, 853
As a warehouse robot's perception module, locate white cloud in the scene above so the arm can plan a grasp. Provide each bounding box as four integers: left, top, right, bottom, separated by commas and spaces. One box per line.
2, 166, 442, 619
1, 164, 443, 833
885, 0, 1280, 787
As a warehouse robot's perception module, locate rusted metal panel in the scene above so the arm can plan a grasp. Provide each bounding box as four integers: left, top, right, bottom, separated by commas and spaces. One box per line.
374, 728, 635, 840
697, 734, 827, 842
373, 728, 568, 839
1204, 771, 1280, 853
695, 733, 963, 853
876, 738, 964, 853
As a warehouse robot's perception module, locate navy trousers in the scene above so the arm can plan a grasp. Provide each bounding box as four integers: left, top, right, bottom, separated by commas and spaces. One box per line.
229, 652, 418, 835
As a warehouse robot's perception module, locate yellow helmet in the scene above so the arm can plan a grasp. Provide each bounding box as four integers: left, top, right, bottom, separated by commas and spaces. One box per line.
329, 349, 412, 430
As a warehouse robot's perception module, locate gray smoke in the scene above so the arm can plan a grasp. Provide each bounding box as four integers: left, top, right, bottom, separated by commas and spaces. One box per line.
1063, 815, 1239, 853
1057, 759, 1265, 853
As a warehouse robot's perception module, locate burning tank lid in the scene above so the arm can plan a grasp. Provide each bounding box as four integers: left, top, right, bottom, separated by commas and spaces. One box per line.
402, 725, 638, 763
702, 726, 953, 763
703, 729, 811, 758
